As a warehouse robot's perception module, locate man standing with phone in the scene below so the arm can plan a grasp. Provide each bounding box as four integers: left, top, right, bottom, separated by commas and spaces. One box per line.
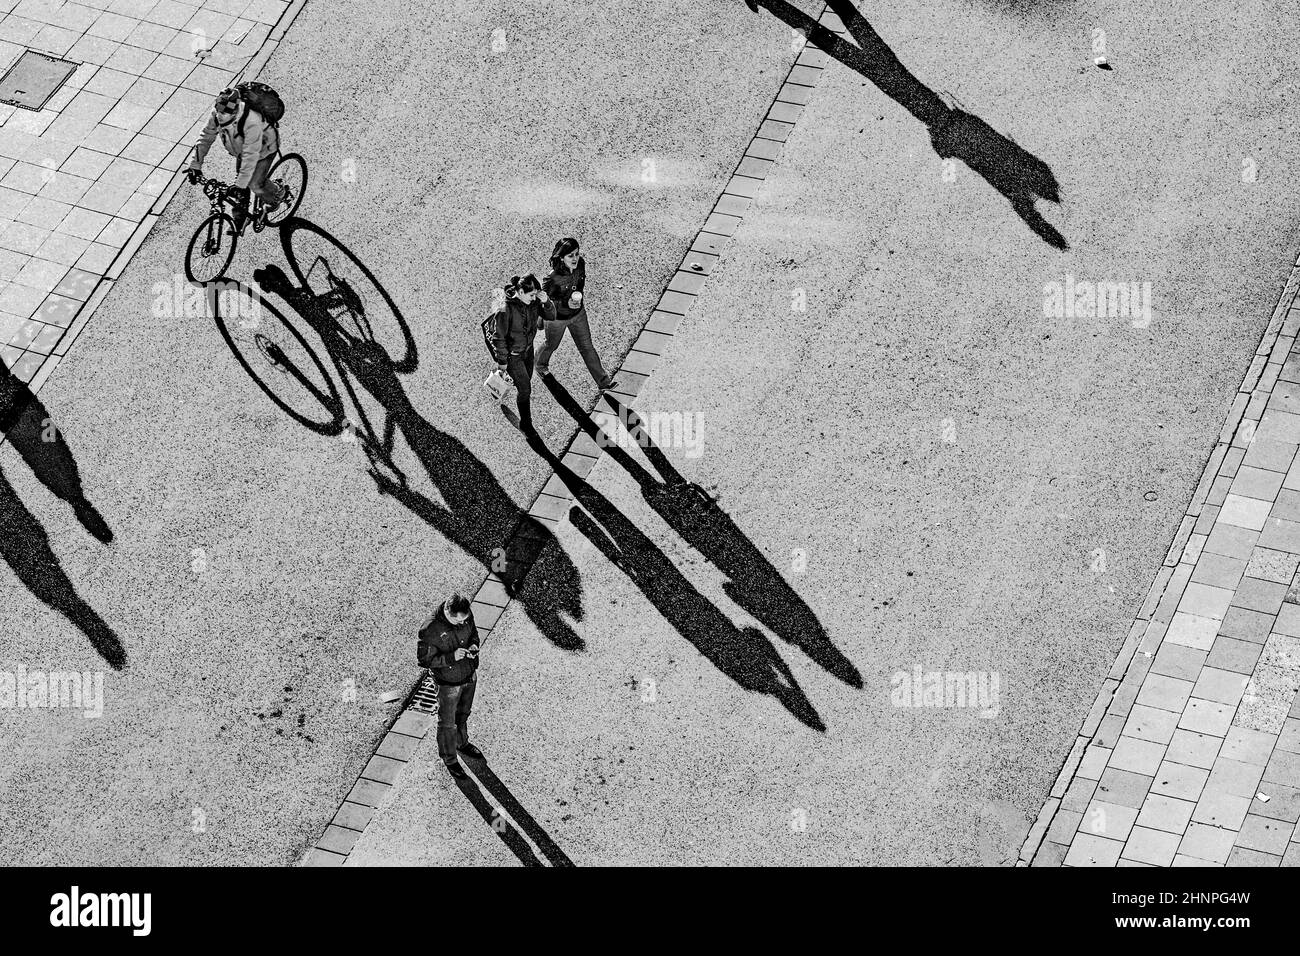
417, 592, 483, 779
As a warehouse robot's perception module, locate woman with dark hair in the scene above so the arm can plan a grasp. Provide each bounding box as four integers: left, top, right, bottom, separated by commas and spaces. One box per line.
537, 238, 618, 391
491, 273, 554, 431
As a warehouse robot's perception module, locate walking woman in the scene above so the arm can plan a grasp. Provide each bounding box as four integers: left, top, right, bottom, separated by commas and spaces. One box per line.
537, 238, 618, 391
491, 274, 554, 431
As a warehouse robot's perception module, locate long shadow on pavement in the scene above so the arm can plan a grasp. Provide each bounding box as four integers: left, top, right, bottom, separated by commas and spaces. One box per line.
452, 768, 544, 867
206, 219, 585, 648
744, 0, 1067, 249
0, 356, 123, 668
600, 390, 861, 689
463, 755, 574, 867
529, 378, 830, 731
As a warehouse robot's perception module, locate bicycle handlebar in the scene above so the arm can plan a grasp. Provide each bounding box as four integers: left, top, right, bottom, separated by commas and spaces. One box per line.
190, 174, 241, 202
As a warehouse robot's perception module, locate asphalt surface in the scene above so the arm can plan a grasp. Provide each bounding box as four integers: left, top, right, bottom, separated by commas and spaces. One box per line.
6, 0, 1300, 867
348, 0, 1300, 864
0, 0, 791, 864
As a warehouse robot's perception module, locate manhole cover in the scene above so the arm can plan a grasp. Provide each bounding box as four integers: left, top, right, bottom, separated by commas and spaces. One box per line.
0, 50, 78, 111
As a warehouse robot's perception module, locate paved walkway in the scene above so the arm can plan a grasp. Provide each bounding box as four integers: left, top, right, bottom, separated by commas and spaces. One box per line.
0, 0, 301, 392
300, 2, 838, 867
1025, 259, 1300, 867
1, 0, 807, 865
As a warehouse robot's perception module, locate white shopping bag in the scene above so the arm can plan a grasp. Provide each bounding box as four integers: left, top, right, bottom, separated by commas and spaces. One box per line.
483, 369, 512, 403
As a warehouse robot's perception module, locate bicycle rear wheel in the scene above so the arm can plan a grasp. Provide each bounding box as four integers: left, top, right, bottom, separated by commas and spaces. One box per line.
209, 279, 344, 436
279, 218, 418, 373
185, 213, 237, 283
263, 152, 307, 225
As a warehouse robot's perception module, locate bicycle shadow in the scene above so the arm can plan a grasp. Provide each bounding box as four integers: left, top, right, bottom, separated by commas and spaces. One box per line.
745, 0, 1067, 250
1, 356, 123, 668
208, 220, 585, 649
521, 390, 828, 732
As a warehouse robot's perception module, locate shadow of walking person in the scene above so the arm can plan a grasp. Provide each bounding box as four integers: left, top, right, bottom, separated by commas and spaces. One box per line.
745, 0, 1067, 249
226, 223, 586, 650
547, 377, 861, 690
520, 422, 826, 732
0, 357, 123, 669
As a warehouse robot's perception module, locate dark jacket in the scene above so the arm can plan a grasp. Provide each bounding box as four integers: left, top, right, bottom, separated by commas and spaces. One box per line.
543, 258, 586, 320
417, 605, 480, 685
492, 294, 554, 362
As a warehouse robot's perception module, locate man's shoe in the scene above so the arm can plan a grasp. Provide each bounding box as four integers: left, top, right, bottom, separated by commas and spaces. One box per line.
457, 743, 484, 760
599, 379, 619, 393
443, 760, 468, 780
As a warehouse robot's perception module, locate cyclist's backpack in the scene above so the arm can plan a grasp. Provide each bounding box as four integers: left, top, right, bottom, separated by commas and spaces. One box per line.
235, 81, 285, 134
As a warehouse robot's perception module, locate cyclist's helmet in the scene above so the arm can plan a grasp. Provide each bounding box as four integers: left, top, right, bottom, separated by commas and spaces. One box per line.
214, 87, 241, 117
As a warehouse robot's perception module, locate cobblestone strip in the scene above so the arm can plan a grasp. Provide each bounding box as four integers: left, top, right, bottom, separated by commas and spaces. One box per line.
0, 0, 310, 400
299, 5, 838, 866
1021, 237, 1300, 867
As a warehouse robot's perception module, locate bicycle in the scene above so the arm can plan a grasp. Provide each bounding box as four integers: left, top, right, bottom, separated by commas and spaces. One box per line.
183, 151, 308, 284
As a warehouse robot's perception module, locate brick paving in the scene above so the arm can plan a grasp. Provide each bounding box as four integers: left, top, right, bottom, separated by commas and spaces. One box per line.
1023, 251, 1300, 867
299, 3, 840, 866
0, 0, 304, 393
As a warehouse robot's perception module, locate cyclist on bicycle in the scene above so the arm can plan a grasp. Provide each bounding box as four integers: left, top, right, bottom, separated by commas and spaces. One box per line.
185, 87, 285, 231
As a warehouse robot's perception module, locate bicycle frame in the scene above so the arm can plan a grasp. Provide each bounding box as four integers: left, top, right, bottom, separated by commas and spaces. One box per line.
195, 175, 271, 237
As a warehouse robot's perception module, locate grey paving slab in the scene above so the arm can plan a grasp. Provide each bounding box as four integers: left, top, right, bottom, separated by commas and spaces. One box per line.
1151, 761, 1209, 804
1135, 793, 1196, 838
1123, 826, 1181, 866
1248, 790, 1300, 827
1178, 822, 1237, 864
1064, 834, 1124, 868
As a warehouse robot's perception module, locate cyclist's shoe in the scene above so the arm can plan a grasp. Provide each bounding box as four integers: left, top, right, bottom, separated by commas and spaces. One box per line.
185, 168, 202, 185
259, 185, 288, 220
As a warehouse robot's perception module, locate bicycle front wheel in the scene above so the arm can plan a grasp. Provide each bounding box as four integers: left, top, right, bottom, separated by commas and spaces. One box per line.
185, 213, 237, 284
263, 152, 307, 225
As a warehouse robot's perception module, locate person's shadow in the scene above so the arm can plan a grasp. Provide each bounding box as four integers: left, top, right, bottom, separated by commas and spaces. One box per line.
522, 387, 829, 731
454, 753, 574, 867
551, 378, 861, 690
744, 0, 1067, 249
224, 220, 586, 649
0, 357, 123, 668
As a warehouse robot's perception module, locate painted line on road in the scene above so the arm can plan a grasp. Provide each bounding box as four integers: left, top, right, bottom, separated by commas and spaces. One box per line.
299, 4, 841, 866
1018, 239, 1300, 866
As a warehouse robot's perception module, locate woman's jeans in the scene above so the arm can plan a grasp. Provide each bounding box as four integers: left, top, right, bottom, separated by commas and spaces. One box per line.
536, 308, 612, 386
506, 345, 535, 427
